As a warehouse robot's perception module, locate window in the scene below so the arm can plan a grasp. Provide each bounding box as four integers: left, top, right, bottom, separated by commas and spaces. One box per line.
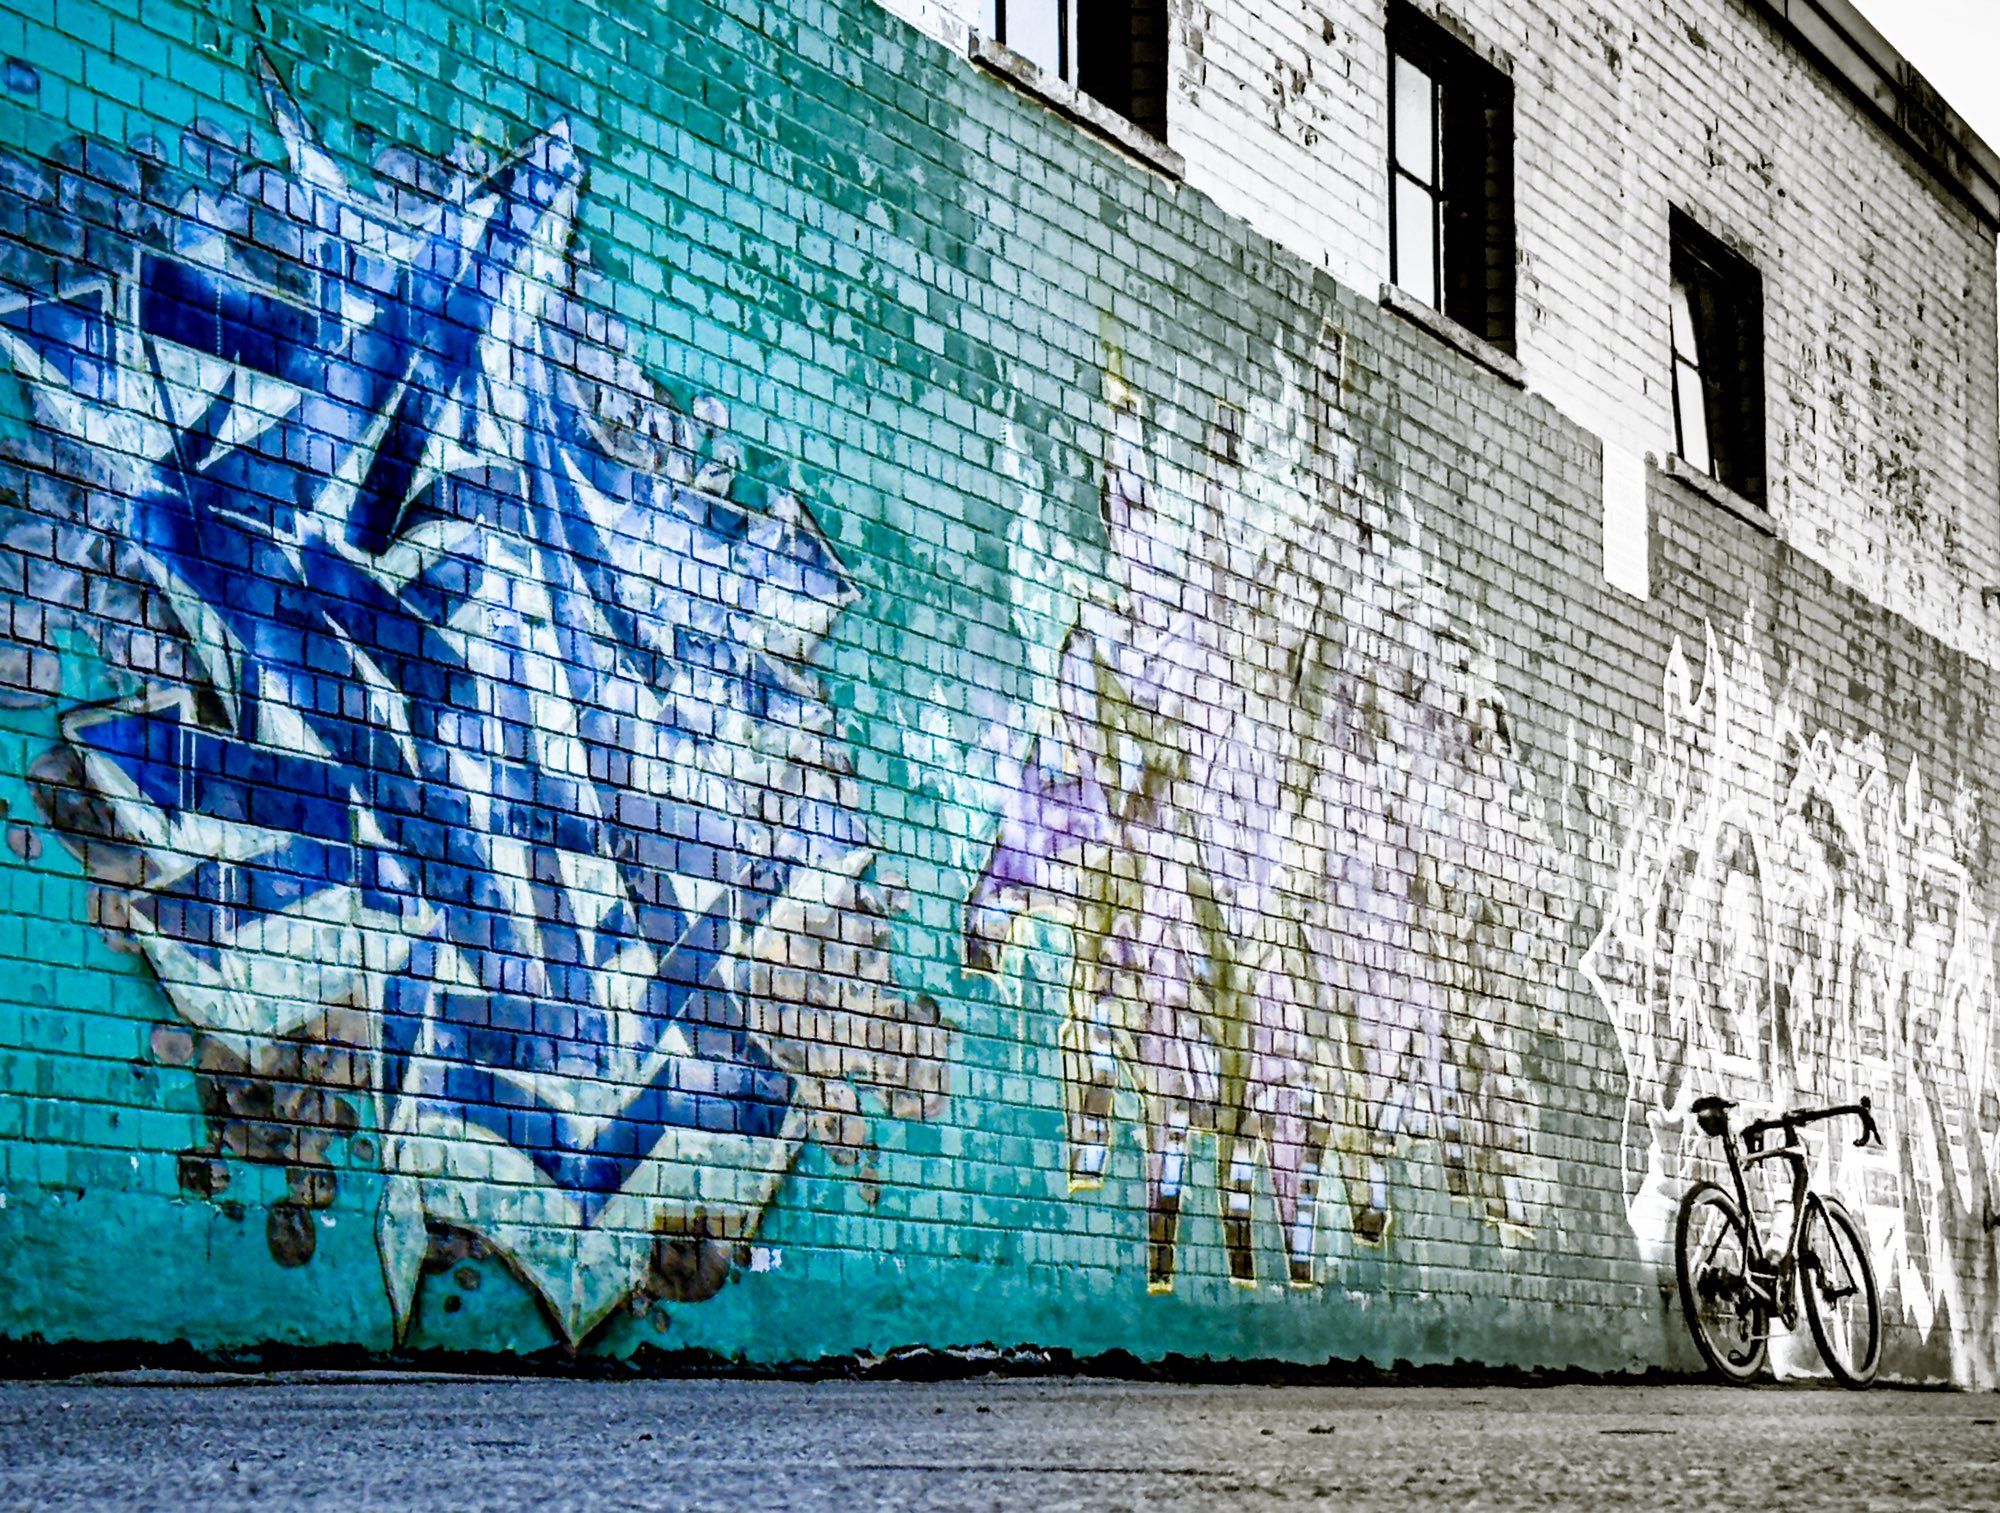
992, 0, 1168, 138
1386, 5, 1515, 350
1668, 210, 1765, 507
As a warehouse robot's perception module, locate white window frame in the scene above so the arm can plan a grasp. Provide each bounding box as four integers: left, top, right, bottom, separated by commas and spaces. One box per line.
1670, 278, 1713, 476
1389, 53, 1443, 311
993, 0, 1080, 86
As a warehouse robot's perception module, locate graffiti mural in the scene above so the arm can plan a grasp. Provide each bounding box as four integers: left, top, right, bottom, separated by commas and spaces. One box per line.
967, 353, 1568, 1288
0, 58, 945, 1343
1583, 627, 2000, 1381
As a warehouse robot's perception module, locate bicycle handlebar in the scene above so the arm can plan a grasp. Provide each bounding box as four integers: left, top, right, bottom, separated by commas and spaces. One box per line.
1741, 1096, 1878, 1151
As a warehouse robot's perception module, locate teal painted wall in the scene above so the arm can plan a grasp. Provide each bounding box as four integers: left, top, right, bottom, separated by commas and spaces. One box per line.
0, 0, 1994, 1384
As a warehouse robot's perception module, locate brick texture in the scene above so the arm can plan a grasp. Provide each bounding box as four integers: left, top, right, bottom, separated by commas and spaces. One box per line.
0, 0, 1993, 1386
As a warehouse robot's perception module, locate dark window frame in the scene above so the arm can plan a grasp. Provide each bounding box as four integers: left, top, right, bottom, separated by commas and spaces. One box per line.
1668, 208, 1766, 509
1386, 4, 1516, 353
994, 0, 1168, 139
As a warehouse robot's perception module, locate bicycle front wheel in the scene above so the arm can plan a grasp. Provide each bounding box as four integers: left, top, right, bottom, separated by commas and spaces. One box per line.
1675, 1181, 1769, 1384
1801, 1195, 1881, 1388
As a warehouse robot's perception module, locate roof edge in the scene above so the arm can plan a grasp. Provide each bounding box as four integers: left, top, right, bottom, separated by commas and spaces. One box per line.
1749, 0, 2000, 231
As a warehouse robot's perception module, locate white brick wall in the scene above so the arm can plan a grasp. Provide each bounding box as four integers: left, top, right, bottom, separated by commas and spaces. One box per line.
882, 0, 2000, 665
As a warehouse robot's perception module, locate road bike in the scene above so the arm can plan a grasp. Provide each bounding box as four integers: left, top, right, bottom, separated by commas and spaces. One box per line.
1675, 1094, 1882, 1388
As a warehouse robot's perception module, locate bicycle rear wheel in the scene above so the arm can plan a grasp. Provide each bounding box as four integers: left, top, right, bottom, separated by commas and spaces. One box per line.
1801, 1195, 1880, 1388
1675, 1181, 1769, 1383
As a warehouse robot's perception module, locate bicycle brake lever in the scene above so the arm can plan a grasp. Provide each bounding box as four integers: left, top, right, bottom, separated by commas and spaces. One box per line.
1856, 1095, 1879, 1148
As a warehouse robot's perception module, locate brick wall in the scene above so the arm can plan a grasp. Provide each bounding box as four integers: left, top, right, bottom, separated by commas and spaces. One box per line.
895, 0, 2000, 665
0, 0, 1995, 1385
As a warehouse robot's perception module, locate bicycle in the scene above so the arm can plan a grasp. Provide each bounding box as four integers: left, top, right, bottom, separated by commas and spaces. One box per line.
1675, 1094, 1883, 1388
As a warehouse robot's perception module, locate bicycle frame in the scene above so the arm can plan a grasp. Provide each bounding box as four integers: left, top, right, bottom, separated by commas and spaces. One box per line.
1716, 1125, 1809, 1319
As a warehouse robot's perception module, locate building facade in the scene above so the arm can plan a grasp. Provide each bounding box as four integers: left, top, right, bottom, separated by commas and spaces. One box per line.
0, 0, 1997, 1382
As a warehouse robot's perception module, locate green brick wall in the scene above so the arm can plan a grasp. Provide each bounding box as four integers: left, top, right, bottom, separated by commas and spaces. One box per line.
0, 0, 1992, 1385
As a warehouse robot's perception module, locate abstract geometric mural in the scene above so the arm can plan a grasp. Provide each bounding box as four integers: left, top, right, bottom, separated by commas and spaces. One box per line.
0, 57, 945, 1344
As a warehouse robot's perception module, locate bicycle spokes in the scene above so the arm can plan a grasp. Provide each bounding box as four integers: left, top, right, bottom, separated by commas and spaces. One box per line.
1678, 1186, 1769, 1380
1801, 1199, 1881, 1388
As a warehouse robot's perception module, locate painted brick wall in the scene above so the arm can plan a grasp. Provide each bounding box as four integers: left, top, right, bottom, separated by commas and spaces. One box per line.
893, 0, 2000, 668
0, 0, 1996, 1387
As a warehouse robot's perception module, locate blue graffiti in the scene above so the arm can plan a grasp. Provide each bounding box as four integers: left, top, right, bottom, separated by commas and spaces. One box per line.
0, 56, 877, 1334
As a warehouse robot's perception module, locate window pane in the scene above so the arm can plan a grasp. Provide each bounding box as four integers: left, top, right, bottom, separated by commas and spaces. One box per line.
1003, 0, 1064, 81
1669, 280, 1700, 366
1393, 56, 1437, 182
1674, 357, 1712, 474
1394, 177, 1439, 308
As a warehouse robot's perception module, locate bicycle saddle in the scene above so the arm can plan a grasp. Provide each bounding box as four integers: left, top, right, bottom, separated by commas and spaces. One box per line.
1691, 1096, 1735, 1136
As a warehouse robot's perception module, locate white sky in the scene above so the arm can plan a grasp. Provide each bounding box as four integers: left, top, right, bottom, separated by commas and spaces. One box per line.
1859, 0, 2000, 150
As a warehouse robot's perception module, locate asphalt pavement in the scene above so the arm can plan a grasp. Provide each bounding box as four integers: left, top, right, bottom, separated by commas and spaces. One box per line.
2, 1375, 1997, 1510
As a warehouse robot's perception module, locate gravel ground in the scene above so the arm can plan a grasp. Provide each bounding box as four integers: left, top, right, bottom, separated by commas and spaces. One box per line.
2, 1376, 1997, 1510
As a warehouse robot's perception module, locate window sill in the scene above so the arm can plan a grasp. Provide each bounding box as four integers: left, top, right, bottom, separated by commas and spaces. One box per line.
969, 34, 1186, 180
1377, 283, 1524, 389
1661, 454, 1776, 537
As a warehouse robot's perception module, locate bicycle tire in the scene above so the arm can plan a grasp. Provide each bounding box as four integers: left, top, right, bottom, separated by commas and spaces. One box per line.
1800, 1194, 1881, 1388
1675, 1181, 1769, 1384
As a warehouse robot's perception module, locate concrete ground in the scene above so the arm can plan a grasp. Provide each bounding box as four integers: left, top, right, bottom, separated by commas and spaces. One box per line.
2, 1377, 1997, 1510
